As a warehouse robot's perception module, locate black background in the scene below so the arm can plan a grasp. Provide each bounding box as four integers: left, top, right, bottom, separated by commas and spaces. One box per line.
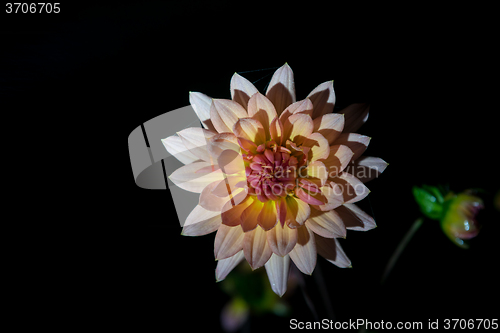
2, 1, 499, 331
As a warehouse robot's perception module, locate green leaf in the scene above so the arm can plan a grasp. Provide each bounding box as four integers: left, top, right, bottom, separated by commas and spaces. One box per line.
412, 186, 443, 220
422, 184, 444, 203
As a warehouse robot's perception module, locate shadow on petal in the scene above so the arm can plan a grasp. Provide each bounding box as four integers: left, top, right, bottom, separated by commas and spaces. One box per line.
331, 172, 370, 204
336, 203, 376, 231
267, 82, 295, 115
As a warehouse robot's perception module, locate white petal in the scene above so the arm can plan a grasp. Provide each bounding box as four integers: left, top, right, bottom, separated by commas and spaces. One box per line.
306, 80, 335, 119
177, 127, 216, 163
346, 156, 388, 183
264, 254, 290, 297
168, 161, 224, 193
315, 235, 351, 268
266, 63, 296, 115
289, 224, 317, 275
333, 133, 370, 161
214, 224, 245, 260
243, 226, 273, 270
312, 113, 344, 145
332, 172, 370, 204
216, 250, 245, 282
306, 209, 346, 238
161, 135, 200, 165
231, 73, 259, 109
182, 205, 221, 236
210, 99, 248, 133
336, 203, 376, 231
189, 92, 216, 132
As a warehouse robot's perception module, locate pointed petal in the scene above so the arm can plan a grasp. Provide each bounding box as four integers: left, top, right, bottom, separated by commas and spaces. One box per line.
214, 224, 245, 260
264, 254, 290, 297
210, 175, 246, 198
177, 127, 217, 163
333, 133, 370, 161
216, 250, 245, 282
189, 92, 216, 132
285, 196, 312, 229
295, 187, 325, 206
306, 209, 346, 238
307, 81, 335, 119
347, 156, 388, 183
306, 160, 328, 185
312, 113, 344, 145
218, 149, 246, 176
336, 203, 376, 231
182, 205, 222, 236
269, 117, 283, 146
201, 178, 247, 213
320, 144, 354, 178
243, 226, 273, 270
200, 180, 233, 211
230, 73, 259, 109
289, 224, 317, 275
285, 114, 314, 144
238, 137, 258, 154
302, 133, 330, 162
266, 223, 298, 256
221, 194, 254, 226
332, 172, 370, 204
233, 118, 266, 145
241, 198, 263, 232
162, 135, 200, 165
210, 99, 248, 133
168, 161, 224, 193
276, 198, 287, 227
315, 235, 351, 268
266, 63, 296, 115
338, 103, 370, 133
280, 99, 314, 125
258, 200, 279, 230
247, 92, 277, 140
312, 181, 344, 211
207, 133, 241, 161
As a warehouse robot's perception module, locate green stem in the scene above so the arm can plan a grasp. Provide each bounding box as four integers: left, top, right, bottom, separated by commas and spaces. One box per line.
380, 217, 424, 285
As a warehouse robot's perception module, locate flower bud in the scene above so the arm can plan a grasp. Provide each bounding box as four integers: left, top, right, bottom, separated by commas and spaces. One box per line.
413, 185, 484, 248
440, 192, 484, 248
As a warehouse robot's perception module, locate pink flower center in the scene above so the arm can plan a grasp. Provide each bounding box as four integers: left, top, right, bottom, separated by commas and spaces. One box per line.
242, 140, 303, 202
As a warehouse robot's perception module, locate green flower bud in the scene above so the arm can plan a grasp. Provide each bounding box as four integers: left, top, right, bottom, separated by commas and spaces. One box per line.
440, 192, 483, 249
413, 185, 484, 248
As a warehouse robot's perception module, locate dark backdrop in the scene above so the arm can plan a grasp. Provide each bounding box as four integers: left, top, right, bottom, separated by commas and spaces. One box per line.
2, 1, 498, 331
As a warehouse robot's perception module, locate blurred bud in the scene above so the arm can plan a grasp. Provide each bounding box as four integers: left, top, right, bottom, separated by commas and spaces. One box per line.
220, 297, 249, 333
440, 191, 484, 249
413, 185, 484, 248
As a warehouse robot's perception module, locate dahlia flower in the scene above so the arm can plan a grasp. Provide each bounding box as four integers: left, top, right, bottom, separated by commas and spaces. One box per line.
163, 64, 387, 296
